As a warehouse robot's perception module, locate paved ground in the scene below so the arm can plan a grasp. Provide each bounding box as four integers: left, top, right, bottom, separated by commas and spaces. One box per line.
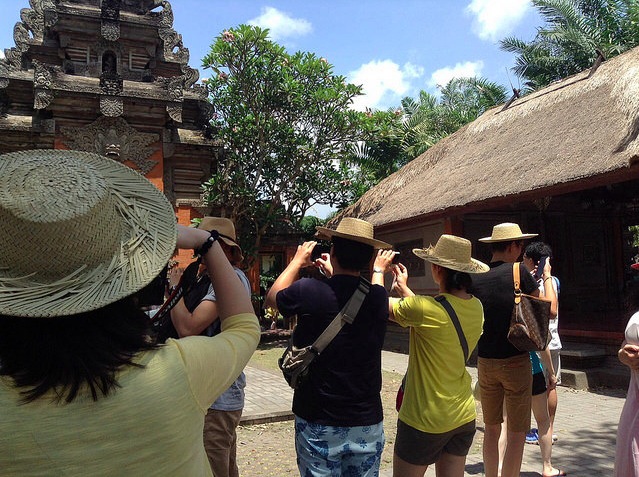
237, 350, 627, 476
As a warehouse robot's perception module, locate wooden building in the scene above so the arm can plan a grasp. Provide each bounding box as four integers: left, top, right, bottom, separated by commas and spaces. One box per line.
0, 0, 220, 266
339, 46, 639, 346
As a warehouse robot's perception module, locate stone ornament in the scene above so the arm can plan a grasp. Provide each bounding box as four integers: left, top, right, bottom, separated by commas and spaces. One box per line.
62, 116, 160, 175
100, 96, 124, 117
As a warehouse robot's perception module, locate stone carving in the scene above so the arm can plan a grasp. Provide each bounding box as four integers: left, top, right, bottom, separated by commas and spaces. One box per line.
182, 65, 199, 89
34, 89, 54, 109
162, 164, 175, 203
100, 96, 123, 117
156, 1, 173, 29
101, 0, 121, 21
33, 60, 54, 89
101, 21, 120, 41
159, 27, 189, 64
196, 101, 215, 137
20, 1, 46, 42
167, 104, 182, 122
100, 72, 123, 95
0, 91, 9, 118
62, 116, 159, 174
13, 23, 31, 54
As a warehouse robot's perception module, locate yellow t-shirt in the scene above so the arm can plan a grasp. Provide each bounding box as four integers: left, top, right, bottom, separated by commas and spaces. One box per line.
393, 294, 484, 434
0, 313, 260, 477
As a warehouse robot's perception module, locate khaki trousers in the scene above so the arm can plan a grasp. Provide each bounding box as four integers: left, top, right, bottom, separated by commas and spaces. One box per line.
203, 408, 243, 477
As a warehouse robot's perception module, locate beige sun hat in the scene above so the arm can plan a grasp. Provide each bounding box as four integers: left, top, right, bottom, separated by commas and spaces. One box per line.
478, 222, 538, 243
197, 216, 243, 261
315, 217, 391, 249
413, 234, 489, 273
0, 149, 177, 318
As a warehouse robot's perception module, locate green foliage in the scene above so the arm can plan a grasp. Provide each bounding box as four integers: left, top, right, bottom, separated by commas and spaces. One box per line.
501, 0, 639, 90
342, 77, 507, 203
201, 25, 367, 258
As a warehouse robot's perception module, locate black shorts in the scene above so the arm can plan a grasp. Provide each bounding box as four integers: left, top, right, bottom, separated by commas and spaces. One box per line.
532, 371, 547, 396
394, 418, 476, 466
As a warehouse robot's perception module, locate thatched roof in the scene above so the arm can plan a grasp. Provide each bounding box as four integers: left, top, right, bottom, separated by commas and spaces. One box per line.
340, 46, 639, 227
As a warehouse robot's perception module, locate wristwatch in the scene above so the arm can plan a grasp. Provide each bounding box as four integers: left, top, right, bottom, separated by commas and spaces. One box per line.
373, 267, 384, 274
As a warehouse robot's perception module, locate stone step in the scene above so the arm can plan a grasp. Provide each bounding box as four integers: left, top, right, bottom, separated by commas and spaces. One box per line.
561, 365, 630, 390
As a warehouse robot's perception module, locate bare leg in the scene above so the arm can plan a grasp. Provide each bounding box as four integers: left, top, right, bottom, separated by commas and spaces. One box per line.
393, 452, 428, 477
499, 429, 526, 477
434, 452, 467, 477
547, 387, 558, 433
497, 401, 508, 476
532, 393, 563, 476
483, 423, 502, 477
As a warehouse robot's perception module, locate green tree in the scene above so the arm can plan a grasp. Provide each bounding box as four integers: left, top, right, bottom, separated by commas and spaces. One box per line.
201, 25, 366, 258
344, 77, 507, 203
501, 0, 639, 90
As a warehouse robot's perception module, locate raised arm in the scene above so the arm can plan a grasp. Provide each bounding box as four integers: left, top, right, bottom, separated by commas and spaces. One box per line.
540, 258, 558, 318
177, 225, 253, 320
264, 241, 316, 310
371, 249, 397, 287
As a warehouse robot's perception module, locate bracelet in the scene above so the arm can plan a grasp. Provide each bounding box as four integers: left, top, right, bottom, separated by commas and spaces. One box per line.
194, 230, 220, 258
543, 276, 552, 283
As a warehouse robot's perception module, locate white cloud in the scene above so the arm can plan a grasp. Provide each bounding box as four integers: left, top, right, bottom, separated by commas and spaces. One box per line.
248, 6, 312, 41
428, 61, 485, 89
466, 0, 531, 42
0, 50, 4, 60
348, 60, 424, 111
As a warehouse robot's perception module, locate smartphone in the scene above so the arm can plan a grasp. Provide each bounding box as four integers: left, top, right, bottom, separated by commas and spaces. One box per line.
535, 255, 549, 280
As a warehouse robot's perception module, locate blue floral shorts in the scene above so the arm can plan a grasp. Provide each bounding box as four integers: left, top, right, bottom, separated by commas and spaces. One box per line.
294, 416, 385, 477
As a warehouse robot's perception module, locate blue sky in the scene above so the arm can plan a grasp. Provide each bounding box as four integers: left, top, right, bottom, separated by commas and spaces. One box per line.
0, 0, 542, 111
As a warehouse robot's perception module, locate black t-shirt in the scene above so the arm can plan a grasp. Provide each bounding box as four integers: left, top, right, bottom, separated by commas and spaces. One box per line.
471, 261, 538, 359
276, 275, 388, 426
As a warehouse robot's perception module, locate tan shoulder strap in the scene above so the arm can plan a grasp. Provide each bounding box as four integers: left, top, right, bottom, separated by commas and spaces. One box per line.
512, 262, 521, 291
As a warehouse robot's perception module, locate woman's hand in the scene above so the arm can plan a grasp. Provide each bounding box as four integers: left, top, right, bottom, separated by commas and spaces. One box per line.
618, 343, 639, 370
391, 263, 414, 297
167, 267, 184, 289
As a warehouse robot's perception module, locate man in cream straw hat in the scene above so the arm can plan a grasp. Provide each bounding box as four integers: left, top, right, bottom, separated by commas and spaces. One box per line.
0, 150, 259, 476
373, 234, 488, 477
168, 216, 250, 477
265, 217, 392, 477
471, 223, 541, 477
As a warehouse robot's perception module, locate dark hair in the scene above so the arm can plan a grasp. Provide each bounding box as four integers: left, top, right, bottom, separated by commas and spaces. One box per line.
331, 236, 375, 271
490, 240, 523, 253
0, 297, 158, 404
441, 267, 473, 292
524, 241, 553, 264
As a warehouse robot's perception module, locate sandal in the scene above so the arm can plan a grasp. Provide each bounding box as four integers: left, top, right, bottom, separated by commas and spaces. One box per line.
542, 469, 567, 477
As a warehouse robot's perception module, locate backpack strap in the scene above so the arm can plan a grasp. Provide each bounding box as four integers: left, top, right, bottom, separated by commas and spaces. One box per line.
435, 295, 470, 363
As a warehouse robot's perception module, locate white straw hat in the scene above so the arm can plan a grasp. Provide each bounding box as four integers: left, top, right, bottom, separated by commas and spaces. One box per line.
315, 217, 391, 249
413, 234, 489, 273
0, 150, 177, 317
478, 223, 538, 243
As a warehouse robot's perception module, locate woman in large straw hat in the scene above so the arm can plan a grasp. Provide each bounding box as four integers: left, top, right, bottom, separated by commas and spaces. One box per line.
373, 234, 488, 477
265, 217, 392, 477
0, 150, 260, 476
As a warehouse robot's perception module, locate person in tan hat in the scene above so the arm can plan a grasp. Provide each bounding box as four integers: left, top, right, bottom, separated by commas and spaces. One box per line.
167, 216, 250, 477
0, 150, 259, 476
471, 222, 541, 477
264, 217, 392, 477
373, 234, 488, 477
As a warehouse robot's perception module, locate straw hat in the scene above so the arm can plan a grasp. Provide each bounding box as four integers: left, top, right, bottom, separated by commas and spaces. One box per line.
315, 217, 391, 249
198, 217, 241, 250
478, 223, 538, 243
0, 150, 177, 318
413, 234, 489, 273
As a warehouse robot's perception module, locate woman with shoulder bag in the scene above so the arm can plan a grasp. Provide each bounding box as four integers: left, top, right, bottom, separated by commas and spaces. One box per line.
373, 235, 487, 477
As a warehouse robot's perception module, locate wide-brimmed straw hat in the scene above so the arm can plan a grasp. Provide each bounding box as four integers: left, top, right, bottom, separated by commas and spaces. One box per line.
315, 217, 391, 249
197, 216, 243, 261
478, 223, 538, 243
0, 150, 177, 318
413, 234, 489, 273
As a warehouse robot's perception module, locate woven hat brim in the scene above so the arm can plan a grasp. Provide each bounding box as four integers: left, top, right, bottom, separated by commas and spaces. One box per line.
315, 226, 392, 249
412, 248, 489, 274
478, 233, 538, 243
0, 151, 177, 318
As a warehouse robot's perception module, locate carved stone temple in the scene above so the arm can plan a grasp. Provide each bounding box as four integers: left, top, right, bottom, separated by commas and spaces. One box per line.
0, 0, 219, 229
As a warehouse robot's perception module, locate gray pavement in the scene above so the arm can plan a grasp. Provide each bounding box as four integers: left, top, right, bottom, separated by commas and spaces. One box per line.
242, 351, 627, 476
